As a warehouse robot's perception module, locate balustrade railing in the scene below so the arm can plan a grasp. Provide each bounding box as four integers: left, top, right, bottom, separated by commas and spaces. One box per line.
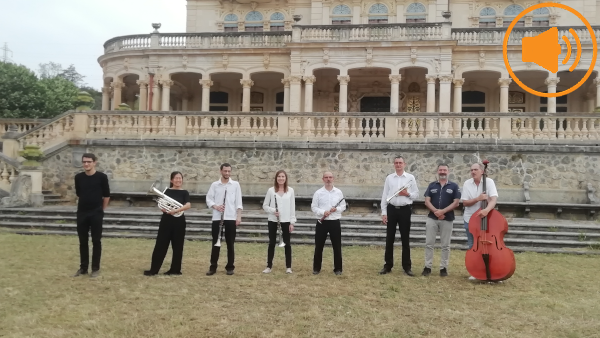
11, 112, 600, 152
452, 26, 600, 45
0, 153, 19, 193
0, 119, 47, 138
299, 23, 445, 42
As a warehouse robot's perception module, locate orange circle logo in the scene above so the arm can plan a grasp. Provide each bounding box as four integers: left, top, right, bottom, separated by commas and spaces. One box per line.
502, 3, 597, 98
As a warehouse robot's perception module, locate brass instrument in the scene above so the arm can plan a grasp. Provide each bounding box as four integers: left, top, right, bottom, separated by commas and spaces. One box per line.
386, 180, 414, 203
274, 193, 285, 248
215, 188, 227, 247
149, 183, 184, 217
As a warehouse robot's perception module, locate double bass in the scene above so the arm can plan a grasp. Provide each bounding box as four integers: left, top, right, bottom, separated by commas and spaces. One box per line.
465, 160, 516, 282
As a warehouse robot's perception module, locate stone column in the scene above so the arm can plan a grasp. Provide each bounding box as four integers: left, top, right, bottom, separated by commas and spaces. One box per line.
240, 79, 254, 112
453, 78, 464, 113
160, 80, 173, 111
200, 79, 213, 111
101, 86, 110, 110
151, 81, 160, 111
282, 78, 290, 112
110, 82, 124, 110
545, 77, 560, 113
438, 75, 452, 113
586, 93, 596, 112
595, 77, 600, 109
498, 78, 512, 113
182, 96, 189, 111
337, 75, 350, 113
426, 75, 437, 113
289, 75, 302, 112
389, 75, 401, 113
136, 80, 148, 111
303, 75, 316, 113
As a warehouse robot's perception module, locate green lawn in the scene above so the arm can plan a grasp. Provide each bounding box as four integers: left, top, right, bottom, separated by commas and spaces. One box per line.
1, 232, 599, 338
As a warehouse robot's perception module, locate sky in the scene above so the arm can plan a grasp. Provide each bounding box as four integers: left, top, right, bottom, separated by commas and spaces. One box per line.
1, 0, 187, 90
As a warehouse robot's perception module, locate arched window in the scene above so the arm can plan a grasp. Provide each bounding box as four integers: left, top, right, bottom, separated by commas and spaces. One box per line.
532, 7, 549, 27
462, 91, 486, 112
406, 3, 426, 23
270, 12, 285, 31
332, 5, 352, 25
224, 14, 238, 32
369, 4, 388, 24
245, 11, 264, 32
503, 5, 524, 27
479, 7, 496, 28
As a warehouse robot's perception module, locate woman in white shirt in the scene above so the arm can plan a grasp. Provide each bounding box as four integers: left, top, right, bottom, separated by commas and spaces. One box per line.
262, 170, 296, 274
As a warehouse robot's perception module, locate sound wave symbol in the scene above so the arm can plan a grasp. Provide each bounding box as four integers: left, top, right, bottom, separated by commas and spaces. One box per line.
562, 28, 582, 72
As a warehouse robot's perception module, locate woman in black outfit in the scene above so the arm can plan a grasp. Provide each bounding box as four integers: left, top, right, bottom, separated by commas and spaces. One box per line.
144, 171, 191, 276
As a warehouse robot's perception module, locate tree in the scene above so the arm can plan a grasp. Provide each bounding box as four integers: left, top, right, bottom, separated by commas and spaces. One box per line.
38, 62, 63, 80
39, 77, 78, 118
0, 62, 46, 118
59, 64, 85, 87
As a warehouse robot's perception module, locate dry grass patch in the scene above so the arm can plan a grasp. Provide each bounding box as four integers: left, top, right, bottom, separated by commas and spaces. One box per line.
1, 233, 599, 338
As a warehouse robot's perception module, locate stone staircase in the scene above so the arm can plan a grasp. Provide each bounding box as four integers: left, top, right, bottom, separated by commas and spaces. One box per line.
41, 190, 70, 205
1, 206, 599, 254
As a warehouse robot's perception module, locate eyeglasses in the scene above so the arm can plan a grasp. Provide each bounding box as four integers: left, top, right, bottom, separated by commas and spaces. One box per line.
82, 161, 93, 164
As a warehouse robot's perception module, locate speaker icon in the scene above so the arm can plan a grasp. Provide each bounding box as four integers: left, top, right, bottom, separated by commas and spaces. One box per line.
522, 27, 581, 73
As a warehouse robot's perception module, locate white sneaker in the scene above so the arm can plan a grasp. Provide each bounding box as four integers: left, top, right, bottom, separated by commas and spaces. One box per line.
468, 276, 477, 280
262, 268, 272, 274
286, 268, 292, 274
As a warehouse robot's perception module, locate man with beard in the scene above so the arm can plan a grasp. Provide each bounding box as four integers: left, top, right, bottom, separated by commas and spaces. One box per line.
206, 163, 243, 276
422, 164, 461, 277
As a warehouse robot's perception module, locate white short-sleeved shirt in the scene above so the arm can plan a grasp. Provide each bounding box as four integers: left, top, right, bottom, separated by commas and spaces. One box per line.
461, 177, 498, 222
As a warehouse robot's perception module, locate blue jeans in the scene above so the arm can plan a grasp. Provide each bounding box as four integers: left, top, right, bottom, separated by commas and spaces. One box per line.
464, 221, 474, 250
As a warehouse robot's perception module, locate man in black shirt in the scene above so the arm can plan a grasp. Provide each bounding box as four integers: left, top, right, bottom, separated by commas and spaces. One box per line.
73, 153, 110, 278
422, 163, 460, 277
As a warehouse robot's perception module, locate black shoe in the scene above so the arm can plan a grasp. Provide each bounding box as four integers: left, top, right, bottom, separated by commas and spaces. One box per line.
164, 270, 182, 276
404, 269, 415, 277
379, 267, 391, 275
206, 270, 216, 276
313, 270, 320, 275
144, 270, 157, 276
226, 270, 234, 275
90, 270, 100, 278
334, 270, 342, 276
421, 267, 431, 276
72, 269, 88, 277
440, 268, 448, 277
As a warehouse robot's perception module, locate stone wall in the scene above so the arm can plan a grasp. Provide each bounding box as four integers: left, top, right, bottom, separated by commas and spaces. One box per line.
42, 139, 600, 204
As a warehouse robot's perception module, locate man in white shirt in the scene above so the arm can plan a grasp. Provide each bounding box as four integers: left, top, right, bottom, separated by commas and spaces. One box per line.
460, 163, 498, 254
311, 171, 346, 275
205, 163, 243, 276
379, 156, 419, 276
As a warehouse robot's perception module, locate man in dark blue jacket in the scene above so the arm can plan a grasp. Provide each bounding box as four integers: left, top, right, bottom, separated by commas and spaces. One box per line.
422, 164, 460, 277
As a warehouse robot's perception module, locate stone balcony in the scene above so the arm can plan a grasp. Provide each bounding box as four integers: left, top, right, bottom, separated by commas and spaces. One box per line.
102, 24, 600, 54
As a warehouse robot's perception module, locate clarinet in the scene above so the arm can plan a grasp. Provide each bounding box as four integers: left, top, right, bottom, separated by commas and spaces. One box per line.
274, 192, 285, 248
214, 188, 227, 247
318, 197, 345, 224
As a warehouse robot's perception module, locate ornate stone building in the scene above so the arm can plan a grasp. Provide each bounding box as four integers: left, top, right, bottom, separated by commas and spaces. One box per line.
99, 0, 600, 114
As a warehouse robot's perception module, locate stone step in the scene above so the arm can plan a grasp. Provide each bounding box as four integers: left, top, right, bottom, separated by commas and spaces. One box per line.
2, 221, 599, 249
42, 199, 72, 204
42, 194, 63, 199
4, 228, 598, 255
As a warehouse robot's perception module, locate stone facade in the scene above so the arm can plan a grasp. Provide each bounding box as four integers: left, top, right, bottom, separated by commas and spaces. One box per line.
43, 140, 600, 204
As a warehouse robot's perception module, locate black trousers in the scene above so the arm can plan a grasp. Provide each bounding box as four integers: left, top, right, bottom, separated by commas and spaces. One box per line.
266, 221, 292, 269
210, 220, 236, 271
384, 204, 412, 271
149, 214, 187, 273
313, 219, 342, 272
76, 208, 104, 271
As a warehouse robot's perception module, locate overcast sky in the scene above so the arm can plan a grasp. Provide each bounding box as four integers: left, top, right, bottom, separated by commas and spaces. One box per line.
1, 0, 187, 89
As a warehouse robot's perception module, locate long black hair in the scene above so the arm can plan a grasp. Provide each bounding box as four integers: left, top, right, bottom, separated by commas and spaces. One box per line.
169, 171, 183, 188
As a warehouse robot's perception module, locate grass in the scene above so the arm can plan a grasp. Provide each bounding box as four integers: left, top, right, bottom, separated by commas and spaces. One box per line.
1, 233, 600, 338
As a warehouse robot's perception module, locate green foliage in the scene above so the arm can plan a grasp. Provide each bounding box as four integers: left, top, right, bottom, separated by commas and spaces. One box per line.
39, 77, 78, 118
75, 91, 95, 111
0, 62, 46, 118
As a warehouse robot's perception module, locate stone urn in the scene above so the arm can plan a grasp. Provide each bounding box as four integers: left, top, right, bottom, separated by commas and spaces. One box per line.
75, 91, 95, 111
115, 103, 132, 111
19, 144, 43, 167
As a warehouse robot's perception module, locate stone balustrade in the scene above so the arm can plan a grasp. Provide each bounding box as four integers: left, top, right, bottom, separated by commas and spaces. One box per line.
452, 26, 600, 45
0, 153, 19, 192
0, 119, 47, 138
7, 112, 600, 153
102, 25, 599, 54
